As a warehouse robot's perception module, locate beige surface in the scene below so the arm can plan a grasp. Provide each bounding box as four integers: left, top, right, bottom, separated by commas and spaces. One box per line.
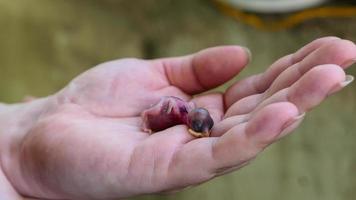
0, 0, 355, 199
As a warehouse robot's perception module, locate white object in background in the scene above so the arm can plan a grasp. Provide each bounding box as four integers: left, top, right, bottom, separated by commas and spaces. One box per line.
223, 0, 329, 13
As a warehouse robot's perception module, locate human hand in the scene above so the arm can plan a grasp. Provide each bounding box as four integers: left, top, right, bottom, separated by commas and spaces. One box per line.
1, 37, 355, 200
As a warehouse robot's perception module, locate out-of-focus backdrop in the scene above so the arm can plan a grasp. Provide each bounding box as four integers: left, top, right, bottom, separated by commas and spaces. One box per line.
0, 0, 355, 200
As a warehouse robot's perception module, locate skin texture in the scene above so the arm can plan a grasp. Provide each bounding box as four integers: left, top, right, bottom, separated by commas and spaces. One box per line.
0, 37, 355, 200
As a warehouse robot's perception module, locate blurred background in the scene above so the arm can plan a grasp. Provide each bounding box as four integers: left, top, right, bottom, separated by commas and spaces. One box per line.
0, 0, 356, 199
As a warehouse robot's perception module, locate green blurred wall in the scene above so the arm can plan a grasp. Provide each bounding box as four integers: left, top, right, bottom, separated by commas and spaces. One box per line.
0, 0, 355, 200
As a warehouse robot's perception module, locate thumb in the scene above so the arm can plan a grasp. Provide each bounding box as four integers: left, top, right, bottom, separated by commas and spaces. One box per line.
157, 46, 251, 94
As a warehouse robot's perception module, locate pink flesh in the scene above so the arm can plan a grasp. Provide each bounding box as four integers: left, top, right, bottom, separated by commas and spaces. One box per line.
141, 96, 195, 133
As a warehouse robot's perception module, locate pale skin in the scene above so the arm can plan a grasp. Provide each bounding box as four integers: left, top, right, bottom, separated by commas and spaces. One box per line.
0, 37, 355, 200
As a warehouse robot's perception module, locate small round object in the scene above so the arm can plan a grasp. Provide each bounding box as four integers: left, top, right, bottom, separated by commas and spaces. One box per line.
187, 108, 214, 137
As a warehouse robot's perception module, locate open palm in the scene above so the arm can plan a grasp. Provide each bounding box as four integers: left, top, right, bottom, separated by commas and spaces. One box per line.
10, 37, 356, 200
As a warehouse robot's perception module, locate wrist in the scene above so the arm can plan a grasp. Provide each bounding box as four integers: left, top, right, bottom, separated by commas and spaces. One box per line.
0, 96, 56, 198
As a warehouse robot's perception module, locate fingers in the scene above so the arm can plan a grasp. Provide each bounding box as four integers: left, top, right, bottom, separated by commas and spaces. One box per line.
213, 102, 299, 171
211, 114, 248, 137
224, 93, 264, 118
157, 46, 250, 95
221, 64, 351, 135
252, 64, 348, 114
264, 39, 356, 97
224, 36, 341, 107
292, 36, 340, 62
168, 102, 298, 185
224, 54, 292, 107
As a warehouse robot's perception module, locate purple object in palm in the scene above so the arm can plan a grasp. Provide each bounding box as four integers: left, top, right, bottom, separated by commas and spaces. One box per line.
141, 96, 214, 137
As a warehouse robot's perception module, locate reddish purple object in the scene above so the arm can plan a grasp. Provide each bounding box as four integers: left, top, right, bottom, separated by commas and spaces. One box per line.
141, 96, 214, 137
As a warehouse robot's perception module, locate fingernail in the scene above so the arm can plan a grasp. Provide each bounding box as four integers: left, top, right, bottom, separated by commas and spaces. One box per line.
340, 75, 354, 87
341, 58, 356, 68
278, 113, 306, 140
329, 75, 354, 95
242, 47, 252, 63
